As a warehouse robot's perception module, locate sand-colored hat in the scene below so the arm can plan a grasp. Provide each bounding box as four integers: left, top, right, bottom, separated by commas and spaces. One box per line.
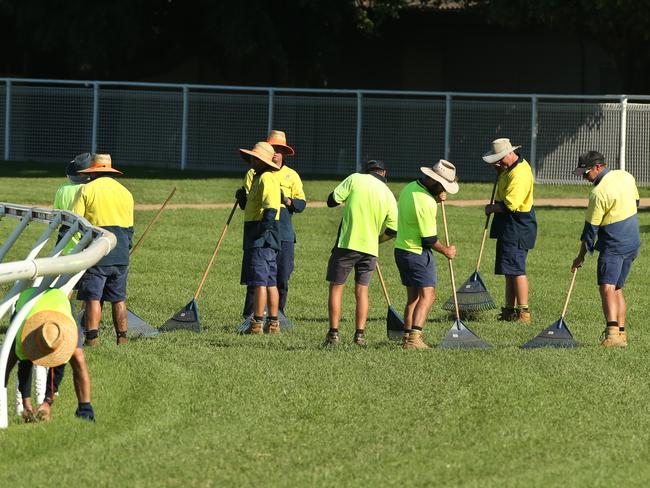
239, 141, 281, 170
482, 138, 521, 164
77, 154, 123, 174
266, 130, 295, 156
20, 310, 78, 368
420, 159, 459, 194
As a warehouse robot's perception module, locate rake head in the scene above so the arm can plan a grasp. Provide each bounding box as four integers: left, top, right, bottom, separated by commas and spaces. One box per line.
439, 318, 492, 349
160, 299, 201, 333
442, 271, 496, 313
127, 309, 160, 338
521, 317, 578, 349
386, 305, 405, 341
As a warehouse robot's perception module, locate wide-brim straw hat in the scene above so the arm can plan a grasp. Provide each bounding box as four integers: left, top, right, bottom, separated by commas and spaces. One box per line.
239, 141, 281, 170
77, 154, 123, 174
420, 159, 459, 194
482, 138, 521, 164
20, 310, 78, 368
267, 130, 295, 156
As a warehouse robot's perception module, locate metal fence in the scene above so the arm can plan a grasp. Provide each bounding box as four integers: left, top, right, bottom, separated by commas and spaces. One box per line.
2, 78, 649, 184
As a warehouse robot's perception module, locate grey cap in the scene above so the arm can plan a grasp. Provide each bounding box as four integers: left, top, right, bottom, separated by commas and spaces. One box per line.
66, 153, 92, 176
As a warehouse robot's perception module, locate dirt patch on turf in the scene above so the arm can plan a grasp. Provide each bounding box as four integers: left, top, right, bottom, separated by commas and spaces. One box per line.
133, 198, 650, 210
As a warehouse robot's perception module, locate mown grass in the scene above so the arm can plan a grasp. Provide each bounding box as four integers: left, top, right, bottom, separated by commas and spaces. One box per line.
1, 173, 650, 487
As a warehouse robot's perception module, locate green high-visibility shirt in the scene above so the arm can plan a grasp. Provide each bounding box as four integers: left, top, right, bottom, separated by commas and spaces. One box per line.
395, 180, 438, 255
332, 173, 398, 257
53, 182, 85, 254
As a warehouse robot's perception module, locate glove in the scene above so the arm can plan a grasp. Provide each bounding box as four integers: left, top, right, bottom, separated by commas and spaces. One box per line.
235, 187, 247, 210
75, 403, 96, 423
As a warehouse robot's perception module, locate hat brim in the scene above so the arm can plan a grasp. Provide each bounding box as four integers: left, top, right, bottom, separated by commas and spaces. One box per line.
572, 165, 590, 177
482, 145, 521, 164
21, 310, 78, 368
77, 166, 123, 175
239, 149, 281, 170
420, 167, 459, 194
268, 142, 295, 156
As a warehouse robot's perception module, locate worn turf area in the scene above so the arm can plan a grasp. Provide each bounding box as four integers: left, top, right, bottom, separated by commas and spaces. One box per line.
1, 173, 650, 486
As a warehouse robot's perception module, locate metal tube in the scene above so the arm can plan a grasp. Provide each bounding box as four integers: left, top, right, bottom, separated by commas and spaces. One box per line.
181, 86, 189, 171
267, 89, 275, 136
619, 95, 628, 171
356, 91, 363, 173
0, 210, 31, 263
530, 96, 538, 173
444, 94, 452, 161
91, 82, 99, 153
4, 80, 11, 160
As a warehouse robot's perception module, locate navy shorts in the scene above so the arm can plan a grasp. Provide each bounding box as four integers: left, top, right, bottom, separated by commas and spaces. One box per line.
77, 265, 128, 302
394, 248, 437, 287
241, 247, 278, 287
326, 247, 376, 286
597, 250, 638, 289
495, 241, 528, 276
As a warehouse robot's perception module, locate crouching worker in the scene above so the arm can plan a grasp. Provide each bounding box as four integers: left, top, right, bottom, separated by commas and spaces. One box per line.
571, 151, 641, 348
239, 141, 283, 334
394, 160, 458, 349
4, 288, 95, 423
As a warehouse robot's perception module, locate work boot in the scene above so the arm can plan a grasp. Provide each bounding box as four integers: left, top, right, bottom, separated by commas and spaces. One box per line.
323, 330, 340, 347
516, 309, 532, 324
353, 333, 367, 347
264, 319, 280, 334
243, 317, 263, 335
116, 331, 128, 345
497, 307, 517, 322
403, 330, 430, 350
601, 326, 627, 348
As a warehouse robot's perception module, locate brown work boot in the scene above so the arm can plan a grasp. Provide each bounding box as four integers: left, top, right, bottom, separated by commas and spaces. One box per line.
116, 331, 128, 345
35, 403, 52, 422
601, 326, 627, 348
497, 307, 517, 322
516, 309, 532, 324
243, 317, 263, 335
323, 330, 340, 347
264, 319, 280, 334
353, 333, 367, 347
84, 336, 98, 347
403, 330, 430, 350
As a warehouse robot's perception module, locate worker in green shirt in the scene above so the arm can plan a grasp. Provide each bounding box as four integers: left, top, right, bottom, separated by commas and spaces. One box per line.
324, 160, 398, 346
394, 160, 458, 349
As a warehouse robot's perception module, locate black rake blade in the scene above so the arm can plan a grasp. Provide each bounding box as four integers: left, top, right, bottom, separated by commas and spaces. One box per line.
236, 310, 294, 334
442, 271, 496, 313
160, 299, 201, 333
521, 317, 578, 349
127, 309, 160, 338
439, 319, 492, 349
387, 305, 405, 341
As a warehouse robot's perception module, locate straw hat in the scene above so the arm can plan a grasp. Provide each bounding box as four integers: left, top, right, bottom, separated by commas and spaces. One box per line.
267, 130, 295, 156
482, 138, 521, 164
20, 310, 78, 368
420, 159, 459, 194
77, 154, 123, 174
239, 141, 281, 170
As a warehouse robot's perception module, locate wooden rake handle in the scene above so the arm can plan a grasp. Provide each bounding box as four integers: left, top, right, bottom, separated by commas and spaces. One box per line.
194, 201, 238, 301
475, 179, 498, 273
130, 187, 177, 257
375, 262, 392, 307
440, 200, 460, 320
560, 268, 579, 319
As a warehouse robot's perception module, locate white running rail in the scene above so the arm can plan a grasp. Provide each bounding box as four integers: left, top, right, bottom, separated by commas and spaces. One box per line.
0, 203, 116, 428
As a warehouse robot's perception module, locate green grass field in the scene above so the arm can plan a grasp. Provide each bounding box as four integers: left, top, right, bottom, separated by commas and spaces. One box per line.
1, 167, 650, 487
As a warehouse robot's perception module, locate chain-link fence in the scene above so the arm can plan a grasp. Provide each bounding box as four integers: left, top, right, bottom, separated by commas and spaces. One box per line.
1, 78, 648, 184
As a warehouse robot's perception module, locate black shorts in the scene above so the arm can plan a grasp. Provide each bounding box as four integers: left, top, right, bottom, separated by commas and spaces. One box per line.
77, 265, 128, 302
326, 247, 376, 286
395, 248, 437, 287
495, 241, 528, 276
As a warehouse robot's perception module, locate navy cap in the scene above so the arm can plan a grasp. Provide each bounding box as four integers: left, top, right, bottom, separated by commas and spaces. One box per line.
364, 159, 386, 172
66, 153, 92, 176
572, 151, 605, 177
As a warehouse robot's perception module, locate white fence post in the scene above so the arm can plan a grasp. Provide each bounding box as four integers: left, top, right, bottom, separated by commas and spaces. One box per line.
530, 95, 538, 173
444, 94, 452, 161
181, 86, 189, 171
267, 89, 274, 136
4, 80, 11, 160
91, 82, 99, 153
619, 95, 628, 171
356, 91, 363, 173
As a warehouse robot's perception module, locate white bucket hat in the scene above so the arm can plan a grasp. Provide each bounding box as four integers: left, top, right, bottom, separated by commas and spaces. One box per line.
420, 159, 459, 194
482, 138, 521, 164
